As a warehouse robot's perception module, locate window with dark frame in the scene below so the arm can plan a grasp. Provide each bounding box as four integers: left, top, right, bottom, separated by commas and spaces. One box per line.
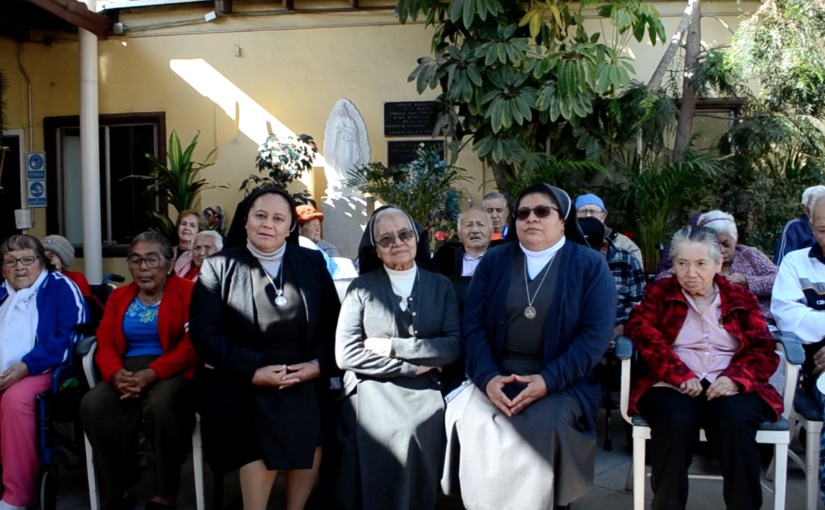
44, 113, 166, 257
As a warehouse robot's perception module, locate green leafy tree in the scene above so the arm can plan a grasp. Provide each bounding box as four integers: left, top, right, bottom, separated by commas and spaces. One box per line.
398, 0, 667, 188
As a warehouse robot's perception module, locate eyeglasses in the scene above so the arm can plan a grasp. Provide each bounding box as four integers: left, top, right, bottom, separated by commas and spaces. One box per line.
2, 256, 39, 268
375, 230, 416, 249
126, 256, 164, 269
577, 208, 605, 218
515, 205, 558, 221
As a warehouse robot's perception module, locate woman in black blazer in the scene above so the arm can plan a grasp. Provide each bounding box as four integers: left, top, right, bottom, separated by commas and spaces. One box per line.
189, 187, 340, 510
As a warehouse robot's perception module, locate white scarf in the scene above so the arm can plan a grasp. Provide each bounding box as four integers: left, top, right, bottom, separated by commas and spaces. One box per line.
386, 263, 417, 311
247, 239, 287, 276
520, 237, 566, 279
0, 270, 47, 373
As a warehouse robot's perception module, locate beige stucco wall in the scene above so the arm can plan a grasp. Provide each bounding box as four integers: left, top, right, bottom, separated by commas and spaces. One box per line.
0, 0, 757, 273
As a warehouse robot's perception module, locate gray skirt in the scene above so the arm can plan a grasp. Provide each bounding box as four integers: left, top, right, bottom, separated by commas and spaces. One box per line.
324, 374, 446, 510
441, 384, 597, 510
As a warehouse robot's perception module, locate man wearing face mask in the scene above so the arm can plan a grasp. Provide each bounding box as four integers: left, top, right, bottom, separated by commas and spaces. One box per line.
433, 209, 494, 277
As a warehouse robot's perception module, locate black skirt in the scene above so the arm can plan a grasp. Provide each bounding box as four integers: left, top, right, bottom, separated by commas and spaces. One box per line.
201, 260, 324, 473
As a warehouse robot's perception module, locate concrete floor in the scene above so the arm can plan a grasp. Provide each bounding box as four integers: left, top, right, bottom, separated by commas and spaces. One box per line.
39, 408, 815, 510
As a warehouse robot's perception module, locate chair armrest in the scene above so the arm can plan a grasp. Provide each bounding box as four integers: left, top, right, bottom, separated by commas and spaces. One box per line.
772, 331, 806, 366
51, 363, 71, 394
80, 339, 99, 389
76, 335, 98, 357
614, 335, 635, 360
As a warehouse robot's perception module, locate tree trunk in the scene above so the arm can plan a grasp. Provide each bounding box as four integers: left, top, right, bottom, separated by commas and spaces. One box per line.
491, 160, 513, 191
672, 0, 701, 162
648, 0, 699, 91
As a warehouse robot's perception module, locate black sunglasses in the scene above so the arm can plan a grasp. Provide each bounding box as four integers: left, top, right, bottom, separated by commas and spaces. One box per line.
376, 230, 416, 249
515, 205, 558, 221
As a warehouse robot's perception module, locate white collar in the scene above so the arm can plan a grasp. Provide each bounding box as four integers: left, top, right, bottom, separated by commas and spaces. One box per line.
520, 237, 566, 279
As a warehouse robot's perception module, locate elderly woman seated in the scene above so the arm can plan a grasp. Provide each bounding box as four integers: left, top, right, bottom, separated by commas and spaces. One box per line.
172, 210, 206, 277
0, 235, 88, 510
296, 204, 340, 258
181, 230, 223, 282
627, 225, 783, 510
41, 234, 92, 297
80, 232, 200, 510
657, 211, 777, 319
327, 206, 460, 510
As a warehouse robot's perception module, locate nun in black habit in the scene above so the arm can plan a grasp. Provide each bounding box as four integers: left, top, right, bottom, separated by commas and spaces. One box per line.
441, 184, 617, 510
324, 206, 461, 510
189, 187, 341, 510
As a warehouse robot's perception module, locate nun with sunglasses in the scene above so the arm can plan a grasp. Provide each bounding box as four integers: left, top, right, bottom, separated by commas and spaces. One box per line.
441, 184, 616, 510
188, 187, 340, 510
325, 206, 460, 510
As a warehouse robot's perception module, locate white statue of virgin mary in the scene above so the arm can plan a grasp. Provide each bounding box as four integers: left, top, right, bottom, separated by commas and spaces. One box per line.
323, 99, 370, 197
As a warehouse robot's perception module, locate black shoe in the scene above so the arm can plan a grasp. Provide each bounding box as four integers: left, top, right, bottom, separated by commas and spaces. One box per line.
105, 494, 138, 510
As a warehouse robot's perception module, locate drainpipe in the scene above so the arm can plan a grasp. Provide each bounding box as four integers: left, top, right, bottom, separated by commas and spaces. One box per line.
17, 43, 33, 233
79, 0, 103, 283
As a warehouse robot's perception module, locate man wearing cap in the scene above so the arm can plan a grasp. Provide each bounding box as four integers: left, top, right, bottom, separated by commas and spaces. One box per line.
575, 193, 643, 270
41, 235, 92, 297
433, 208, 493, 277
482, 192, 509, 241
295, 204, 340, 258
774, 185, 825, 267
579, 217, 645, 342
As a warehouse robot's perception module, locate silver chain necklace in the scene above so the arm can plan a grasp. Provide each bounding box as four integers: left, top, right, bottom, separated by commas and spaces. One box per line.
523, 256, 554, 319
262, 267, 288, 307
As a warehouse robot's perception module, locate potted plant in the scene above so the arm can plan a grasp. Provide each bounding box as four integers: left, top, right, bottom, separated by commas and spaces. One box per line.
346, 145, 467, 237
241, 133, 318, 204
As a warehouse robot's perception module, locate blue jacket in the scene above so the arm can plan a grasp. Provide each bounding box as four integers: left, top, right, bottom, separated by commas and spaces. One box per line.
774, 214, 815, 267
463, 241, 616, 428
0, 272, 89, 375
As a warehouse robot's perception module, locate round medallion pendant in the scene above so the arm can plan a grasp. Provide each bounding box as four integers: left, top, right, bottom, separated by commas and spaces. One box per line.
524, 306, 537, 319
274, 295, 288, 308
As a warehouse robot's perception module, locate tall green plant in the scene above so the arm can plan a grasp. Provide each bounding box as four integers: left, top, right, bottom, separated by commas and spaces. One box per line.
503, 152, 605, 200
345, 147, 467, 233
134, 130, 218, 242
606, 150, 721, 270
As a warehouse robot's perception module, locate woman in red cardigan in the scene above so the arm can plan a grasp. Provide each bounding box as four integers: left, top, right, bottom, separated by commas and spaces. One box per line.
626, 225, 782, 510
80, 232, 200, 510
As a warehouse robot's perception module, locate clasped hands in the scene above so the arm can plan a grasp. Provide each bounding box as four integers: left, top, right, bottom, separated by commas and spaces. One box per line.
486, 374, 547, 418
111, 368, 159, 400
678, 375, 739, 400
364, 337, 442, 376
252, 362, 321, 389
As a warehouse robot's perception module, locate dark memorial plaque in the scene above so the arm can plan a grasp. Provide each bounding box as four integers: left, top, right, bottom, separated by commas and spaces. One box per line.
387, 140, 444, 167
384, 101, 440, 137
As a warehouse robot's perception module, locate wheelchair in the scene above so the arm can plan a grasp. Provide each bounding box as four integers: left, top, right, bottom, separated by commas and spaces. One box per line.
34, 273, 124, 510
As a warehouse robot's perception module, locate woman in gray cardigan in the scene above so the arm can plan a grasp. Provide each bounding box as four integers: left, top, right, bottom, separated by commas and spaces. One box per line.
325, 207, 460, 510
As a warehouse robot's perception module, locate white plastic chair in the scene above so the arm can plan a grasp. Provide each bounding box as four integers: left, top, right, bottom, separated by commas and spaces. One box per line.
615, 331, 805, 510
79, 338, 205, 510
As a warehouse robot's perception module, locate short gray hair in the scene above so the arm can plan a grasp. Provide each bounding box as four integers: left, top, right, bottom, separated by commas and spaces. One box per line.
194, 230, 224, 251
456, 208, 490, 233
802, 186, 825, 207
809, 192, 825, 226
371, 207, 415, 242
669, 226, 723, 264
482, 192, 508, 209
697, 210, 738, 241
128, 232, 174, 272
